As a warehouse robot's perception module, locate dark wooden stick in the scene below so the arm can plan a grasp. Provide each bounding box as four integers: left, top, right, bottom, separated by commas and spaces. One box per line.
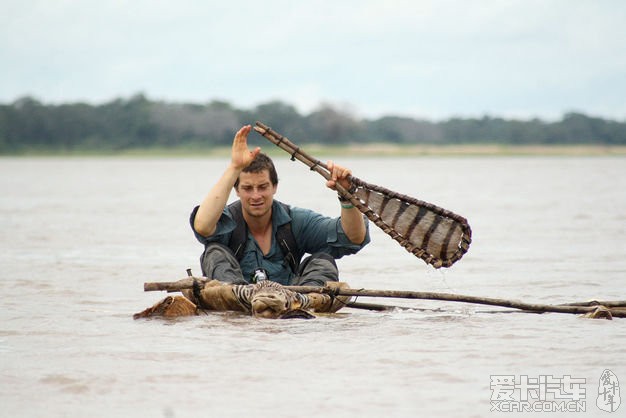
285, 285, 618, 312
346, 301, 446, 312
142, 279, 625, 317
558, 300, 626, 308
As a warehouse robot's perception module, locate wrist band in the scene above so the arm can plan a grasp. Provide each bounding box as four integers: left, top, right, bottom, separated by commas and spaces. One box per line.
337, 183, 357, 207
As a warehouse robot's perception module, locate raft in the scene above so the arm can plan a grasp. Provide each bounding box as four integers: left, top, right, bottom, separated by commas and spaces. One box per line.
137, 276, 626, 320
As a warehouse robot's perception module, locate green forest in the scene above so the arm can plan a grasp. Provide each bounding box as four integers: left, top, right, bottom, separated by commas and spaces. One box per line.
1, 94, 625, 153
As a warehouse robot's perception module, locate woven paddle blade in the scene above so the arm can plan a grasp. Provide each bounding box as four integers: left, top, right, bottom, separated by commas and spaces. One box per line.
353, 184, 471, 268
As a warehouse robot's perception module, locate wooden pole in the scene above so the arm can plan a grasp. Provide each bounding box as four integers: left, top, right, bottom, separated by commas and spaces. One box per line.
558, 300, 626, 308
285, 286, 626, 317
144, 278, 198, 292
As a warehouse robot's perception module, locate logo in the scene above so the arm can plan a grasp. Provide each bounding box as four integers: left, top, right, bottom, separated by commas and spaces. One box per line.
490, 375, 586, 412
597, 369, 621, 412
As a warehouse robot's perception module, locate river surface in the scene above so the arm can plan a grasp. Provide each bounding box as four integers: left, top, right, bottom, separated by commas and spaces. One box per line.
1, 155, 625, 417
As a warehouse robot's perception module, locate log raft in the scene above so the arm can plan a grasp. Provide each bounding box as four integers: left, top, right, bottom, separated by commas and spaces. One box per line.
143, 277, 625, 319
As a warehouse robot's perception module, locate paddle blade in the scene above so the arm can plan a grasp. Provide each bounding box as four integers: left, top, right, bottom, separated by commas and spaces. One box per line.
353, 183, 471, 268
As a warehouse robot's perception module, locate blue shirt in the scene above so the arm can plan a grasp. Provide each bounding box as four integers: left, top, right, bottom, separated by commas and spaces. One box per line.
190, 200, 370, 284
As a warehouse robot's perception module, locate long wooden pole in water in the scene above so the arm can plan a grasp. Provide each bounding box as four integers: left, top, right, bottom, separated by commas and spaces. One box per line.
286, 286, 625, 317
142, 278, 626, 318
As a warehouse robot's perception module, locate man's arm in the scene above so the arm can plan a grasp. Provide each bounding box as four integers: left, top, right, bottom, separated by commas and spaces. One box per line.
193, 125, 260, 237
325, 161, 367, 244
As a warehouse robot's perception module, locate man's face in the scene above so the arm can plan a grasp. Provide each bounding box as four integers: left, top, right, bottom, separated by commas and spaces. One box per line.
235, 170, 277, 218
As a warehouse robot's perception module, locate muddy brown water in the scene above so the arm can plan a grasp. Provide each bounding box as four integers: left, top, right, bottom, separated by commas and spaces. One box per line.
1, 156, 624, 417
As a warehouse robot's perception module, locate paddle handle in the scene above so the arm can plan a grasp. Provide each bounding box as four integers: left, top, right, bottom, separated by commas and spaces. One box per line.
253, 122, 357, 199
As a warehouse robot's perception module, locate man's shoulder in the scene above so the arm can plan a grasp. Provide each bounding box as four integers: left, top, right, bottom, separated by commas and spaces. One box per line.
277, 203, 324, 220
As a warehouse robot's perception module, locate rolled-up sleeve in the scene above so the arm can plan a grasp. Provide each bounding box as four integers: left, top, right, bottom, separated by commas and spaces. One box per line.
189, 205, 235, 246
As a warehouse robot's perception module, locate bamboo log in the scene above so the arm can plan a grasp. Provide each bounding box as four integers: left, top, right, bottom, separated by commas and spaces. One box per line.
142, 278, 625, 318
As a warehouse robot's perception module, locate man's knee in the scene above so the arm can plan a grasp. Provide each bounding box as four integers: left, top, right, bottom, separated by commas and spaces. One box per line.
201, 243, 234, 266
299, 252, 337, 272
293, 252, 339, 286
200, 243, 246, 284
312, 252, 337, 268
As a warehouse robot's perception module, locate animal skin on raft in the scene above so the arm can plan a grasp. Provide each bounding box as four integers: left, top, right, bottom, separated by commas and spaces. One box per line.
134, 280, 351, 320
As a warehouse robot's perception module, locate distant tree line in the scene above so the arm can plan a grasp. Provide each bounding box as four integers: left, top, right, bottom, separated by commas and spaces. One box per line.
1, 93, 625, 153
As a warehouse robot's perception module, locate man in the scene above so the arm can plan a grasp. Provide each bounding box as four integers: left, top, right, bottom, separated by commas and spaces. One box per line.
190, 125, 370, 286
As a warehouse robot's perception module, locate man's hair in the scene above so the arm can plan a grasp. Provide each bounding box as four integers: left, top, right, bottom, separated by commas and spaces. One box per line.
234, 152, 279, 189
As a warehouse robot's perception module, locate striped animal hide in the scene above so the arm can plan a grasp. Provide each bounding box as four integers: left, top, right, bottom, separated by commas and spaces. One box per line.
134, 280, 350, 320
353, 184, 472, 268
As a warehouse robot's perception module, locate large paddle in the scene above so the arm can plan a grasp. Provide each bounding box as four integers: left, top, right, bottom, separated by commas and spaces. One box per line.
252, 121, 472, 268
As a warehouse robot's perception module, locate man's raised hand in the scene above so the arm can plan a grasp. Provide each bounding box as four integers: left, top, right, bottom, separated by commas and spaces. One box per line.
231, 125, 260, 170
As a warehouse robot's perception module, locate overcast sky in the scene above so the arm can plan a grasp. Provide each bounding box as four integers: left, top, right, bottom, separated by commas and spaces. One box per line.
2, 0, 625, 121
